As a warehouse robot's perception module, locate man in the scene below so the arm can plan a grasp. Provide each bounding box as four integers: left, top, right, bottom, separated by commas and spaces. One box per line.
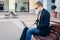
20, 1, 50, 40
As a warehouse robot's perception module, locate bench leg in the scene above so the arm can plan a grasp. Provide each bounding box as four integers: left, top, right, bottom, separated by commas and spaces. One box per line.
56, 34, 60, 40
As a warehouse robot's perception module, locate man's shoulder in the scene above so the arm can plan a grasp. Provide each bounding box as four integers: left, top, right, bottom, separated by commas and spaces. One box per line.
43, 9, 50, 16
43, 8, 49, 13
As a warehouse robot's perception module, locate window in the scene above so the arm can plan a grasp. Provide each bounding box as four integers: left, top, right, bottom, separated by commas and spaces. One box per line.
0, 1, 4, 11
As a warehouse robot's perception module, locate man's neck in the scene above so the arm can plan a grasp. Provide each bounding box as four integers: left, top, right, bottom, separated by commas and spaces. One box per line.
40, 8, 43, 13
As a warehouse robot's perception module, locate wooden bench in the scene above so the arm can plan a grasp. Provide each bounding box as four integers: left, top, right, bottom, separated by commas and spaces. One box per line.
33, 21, 60, 40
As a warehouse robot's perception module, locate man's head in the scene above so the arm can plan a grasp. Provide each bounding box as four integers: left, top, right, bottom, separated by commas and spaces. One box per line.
35, 1, 43, 12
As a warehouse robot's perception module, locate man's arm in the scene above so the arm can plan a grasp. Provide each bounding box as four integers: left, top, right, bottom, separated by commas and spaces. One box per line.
34, 19, 38, 25
37, 12, 50, 29
30, 19, 38, 28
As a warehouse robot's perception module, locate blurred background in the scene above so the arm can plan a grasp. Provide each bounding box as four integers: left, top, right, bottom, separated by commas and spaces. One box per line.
0, 0, 60, 40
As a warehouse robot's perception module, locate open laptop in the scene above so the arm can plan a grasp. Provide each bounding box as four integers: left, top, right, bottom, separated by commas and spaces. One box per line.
20, 21, 36, 29
20, 21, 28, 27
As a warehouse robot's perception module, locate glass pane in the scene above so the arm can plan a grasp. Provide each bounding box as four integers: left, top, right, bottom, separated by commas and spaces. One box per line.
15, 0, 29, 12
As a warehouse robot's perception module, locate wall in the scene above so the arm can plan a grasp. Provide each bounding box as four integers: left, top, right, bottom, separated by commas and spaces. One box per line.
29, 0, 35, 13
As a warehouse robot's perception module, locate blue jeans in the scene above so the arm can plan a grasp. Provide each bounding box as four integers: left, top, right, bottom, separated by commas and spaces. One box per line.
20, 27, 41, 40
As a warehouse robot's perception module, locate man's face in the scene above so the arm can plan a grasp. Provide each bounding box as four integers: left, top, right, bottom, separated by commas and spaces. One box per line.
35, 4, 43, 11
35, 4, 42, 11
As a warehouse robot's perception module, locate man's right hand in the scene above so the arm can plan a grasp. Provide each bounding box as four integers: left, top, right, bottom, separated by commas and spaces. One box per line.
29, 24, 37, 28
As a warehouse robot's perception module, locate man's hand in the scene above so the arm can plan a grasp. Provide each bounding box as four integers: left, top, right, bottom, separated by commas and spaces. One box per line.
29, 24, 37, 28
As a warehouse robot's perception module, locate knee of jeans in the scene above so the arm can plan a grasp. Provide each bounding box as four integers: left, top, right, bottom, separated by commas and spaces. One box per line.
27, 29, 33, 34
24, 27, 28, 29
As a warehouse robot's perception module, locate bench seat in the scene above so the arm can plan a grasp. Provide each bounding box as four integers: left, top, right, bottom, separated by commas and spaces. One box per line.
33, 22, 60, 40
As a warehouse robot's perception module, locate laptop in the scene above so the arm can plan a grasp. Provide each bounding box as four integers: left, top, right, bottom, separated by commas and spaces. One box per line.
20, 21, 27, 27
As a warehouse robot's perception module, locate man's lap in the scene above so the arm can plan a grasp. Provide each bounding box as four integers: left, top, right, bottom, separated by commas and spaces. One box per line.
26, 28, 41, 35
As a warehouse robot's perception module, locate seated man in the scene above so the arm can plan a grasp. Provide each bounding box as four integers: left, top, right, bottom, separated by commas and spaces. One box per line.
20, 1, 50, 40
